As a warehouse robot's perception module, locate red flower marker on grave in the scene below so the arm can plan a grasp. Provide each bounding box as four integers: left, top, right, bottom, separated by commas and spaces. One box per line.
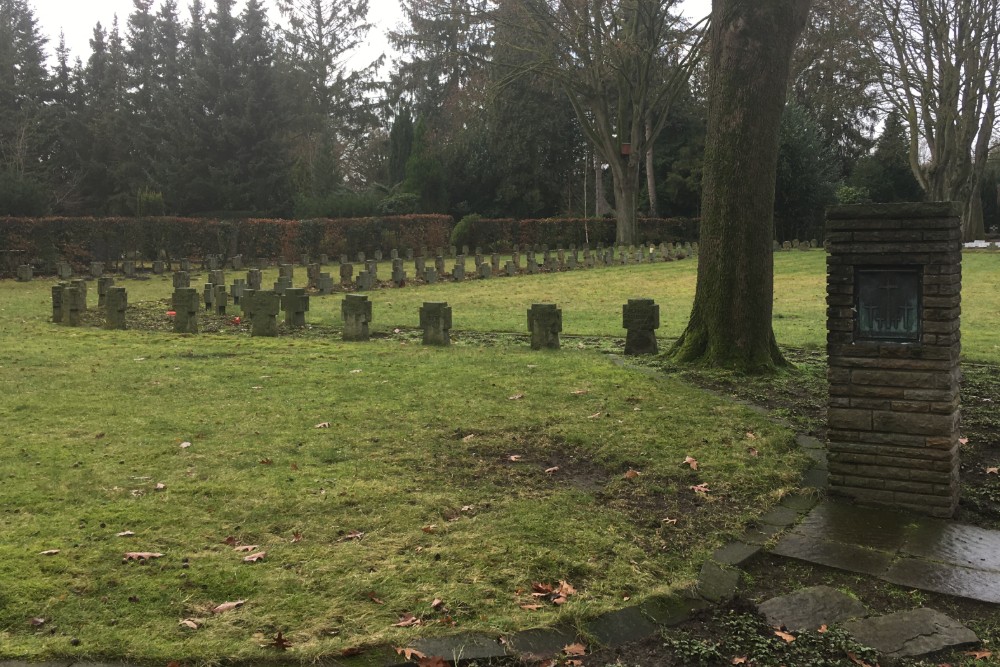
166, 310, 176, 317
231, 316, 241, 325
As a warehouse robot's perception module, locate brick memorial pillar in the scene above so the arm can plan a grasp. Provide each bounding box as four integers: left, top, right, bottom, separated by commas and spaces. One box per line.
173, 288, 200, 333
527, 303, 562, 350
420, 302, 453, 346
623, 299, 660, 355
251, 291, 280, 337
281, 288, 309, 327
342, 294, 372, 341
826, 202, 962, 517
105, 287, 128, 329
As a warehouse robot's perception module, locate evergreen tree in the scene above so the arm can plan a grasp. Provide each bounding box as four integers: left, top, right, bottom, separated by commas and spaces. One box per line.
848, 110, 923, 204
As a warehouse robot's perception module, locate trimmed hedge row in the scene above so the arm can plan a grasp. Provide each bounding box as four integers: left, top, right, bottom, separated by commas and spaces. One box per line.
0, 215, 453, 275
0, 214, 700, 276
452, 217, 699, 252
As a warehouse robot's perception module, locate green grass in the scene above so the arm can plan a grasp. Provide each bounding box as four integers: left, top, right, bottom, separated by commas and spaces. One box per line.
1, 249, 997, 661
0, 306, 804, 661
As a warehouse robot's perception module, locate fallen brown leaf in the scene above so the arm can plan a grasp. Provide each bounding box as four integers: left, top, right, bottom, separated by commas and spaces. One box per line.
234, 545, 258, 552
774, 629, 795, 643
430, 598, 444, 610
155, 483, 166, 491
662, 517, 678, 525
731, 658, 747, 665
367, 591, 385, 604
180, 441, 192, 448
123, 552, 164, 561
259, 458, 273, 465
291, 531, 303, 542
117, 531, 135, 537
223, 536, 237, 546
846, 651, 874, 666
748, 447, 759, 457
338, 530, 364, 542
315, 422, 331, 429
683, 456, 699, 470
290, 462, 299, 471
422, 524, 437, 534
212, 600, 246, 614
462, 434, 476, 442
987, 467, 999, 475
587, 412, 602, 419
392, 613, 422, 627
965, 650, 993, 660
545, 466, 560, 474
558, 580, 576, 596
29, 617, 45, 626
960, 437, 970, 445
268, 631, 292, 650
563, 643, 587, 656
571, 389, 589, 395
818, 624, 828, 633
623, 469, 641, 480
509, 455, 523, 462
39, 550, 60, 556
243, 551, 266, 562
691, 483, 710, 494
508, 393, 524, 400
520, 604, 543, 611
395, 647, 426, 660
340, 647, 363, 657
179, 619, 200, 630
746, 431, 758, 440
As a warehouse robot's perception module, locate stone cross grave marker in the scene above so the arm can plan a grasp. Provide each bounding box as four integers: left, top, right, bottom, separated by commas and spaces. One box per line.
342, 294, 372, 341
247, 269, 262, 291
97, 276, 115, 308
214, 284, 228, 315
71, 279, 88, 310
317, 273, 335, 295
16, 264, 33, 282
282, 288, 309, 327
424, 267, 438, 284
51, 284, 65, 322
173, 288, 200, 333
231, 278, 246, 305
273, 276, 292, 295
623, 299, 660, 355
478, 263, 492, 279
374, 249, 383, 262
527, 304, 562, 350
251, 291, 280, 337
152, 260, 165, 274
65, 286, 83, 326
392, 259, 407, 286
105, 287, 128, 330
209, 269, 225, 287
307, 263, 321, 288
241, 288, 256, 318
357, 270, 374, 290
122, 261, 137, 278
90, 261, 104, 278
57, 261, 72, 280
826, 202, 963, 517
435, 256, 446, 275
420, 302, 453, 346
340, 263, 354, 286
279, 264, 294, 282
203, 283, 215, 310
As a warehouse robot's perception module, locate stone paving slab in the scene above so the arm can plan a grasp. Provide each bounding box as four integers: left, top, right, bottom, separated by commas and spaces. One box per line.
505, 626, 579, 659
757, 585, 868, 632
408, 632, 508, 663
772, 500, 1000, 604
841, 608, 978, 658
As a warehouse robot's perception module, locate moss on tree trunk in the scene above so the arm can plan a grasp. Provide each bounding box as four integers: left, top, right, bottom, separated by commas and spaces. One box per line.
671, 0, 812, 372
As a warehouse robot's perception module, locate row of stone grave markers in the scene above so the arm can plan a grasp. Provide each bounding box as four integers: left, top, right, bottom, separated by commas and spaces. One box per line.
50, 280, 127, 330
13, 240, 703, 283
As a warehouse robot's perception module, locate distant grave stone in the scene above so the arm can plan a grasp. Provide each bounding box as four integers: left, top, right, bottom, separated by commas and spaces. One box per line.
356, 270, 374, 290
179, 259, 191, 272
105, 287, 128, 330
505, 261, 516, 277
366, 259, 378, 280
281, 288, 309, 327
357, 251, 366, 264
317, 273, 335, 295
273, 276, 292, 295
527, 303, 561, 350
64, 286, 83, 326
231, 278, 246, 305
279, 264, 294, 282
251, 291, 280, 337
213, 284, 228, 315
122, 261, 137, 278
435, 256, 446, 275
478, 263, 492, 279
374, 249, 383, 262
71, 279, 88, 310
420, 302, 452, 346
173, 288, 200, 333
415, 256, 426, 274
231, 255, 243, 270
203, 284, 215, 310
90, 261, 104, 278
51, 284, 65, 322
424, 268, 438, 284
392, 259, 407, 287
247, 268, 262, 291
209, 269, 225, 287
97, 276, 115, 308
307, 263, 321, 288
342, 294, 372, 341
57, 261, 72, 280
152, 260, 165, 274
390, 249, 399, 261
173, 271, 190, 289
340, 263, 354, 285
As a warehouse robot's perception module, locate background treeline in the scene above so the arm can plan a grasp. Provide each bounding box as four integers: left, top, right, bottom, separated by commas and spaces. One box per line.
2, 0, 998, 241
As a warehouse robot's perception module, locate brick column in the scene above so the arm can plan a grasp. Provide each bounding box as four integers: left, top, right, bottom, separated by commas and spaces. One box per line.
826, 202, 962, 518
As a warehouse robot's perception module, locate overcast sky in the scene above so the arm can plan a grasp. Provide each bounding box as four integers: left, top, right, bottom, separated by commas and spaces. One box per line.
30, 0, 712, 69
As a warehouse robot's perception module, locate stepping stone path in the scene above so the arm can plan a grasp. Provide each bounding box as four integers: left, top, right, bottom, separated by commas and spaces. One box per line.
842, 608, 978, 658
772, 500, 1000, 604
757, 586, 867, 631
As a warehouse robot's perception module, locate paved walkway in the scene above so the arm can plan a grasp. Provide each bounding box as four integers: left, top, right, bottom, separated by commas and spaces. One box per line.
772, 499, 1000, 604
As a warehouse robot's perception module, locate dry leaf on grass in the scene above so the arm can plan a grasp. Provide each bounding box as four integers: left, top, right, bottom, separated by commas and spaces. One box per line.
509, 455, 523, 462
520, 604, 543, 611
117, 531, 135, 537
212, 600, 246, 614
338, 530, 364, 542
367, 591, 385, 604
179, 441, 191, 448
965, 650, 993, 660
430, 598, 444, 610
662, 517, 678, 525
683, 456, 699, 470
691, 483, 710, 494
623, 469, 641, 480
508, 393, 524, 400
123, 552, 164, 561
987, 467, 999, 475
179, 619, 200, 630
746, 431, 758, 441
39, 550, 60, 555
267, 631, 292, 650
243, 551, 266, 562
462, 434, 476, 442
563, 643, 587, 656
392, 613, 422, 627
587, 412, 602, 419
314, 422, 331, 429
846, 651, 875, 666
545, 466, 560, 474
422, 524, 437, 534
291, 531, 303, 542
960, 437, 970, 445
730, 658, 747, 665
571, 389, 589, 395
223, 536, 238, 546
29, 617, 45, 626
748, 447, 759, 457
818, 624, 828, 633
234, 545, 258, 552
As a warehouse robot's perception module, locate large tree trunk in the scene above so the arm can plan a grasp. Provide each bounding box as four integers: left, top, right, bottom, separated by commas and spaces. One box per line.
611, 157, 642, 245
594, 155, 612, 217
671, 0, 812, 372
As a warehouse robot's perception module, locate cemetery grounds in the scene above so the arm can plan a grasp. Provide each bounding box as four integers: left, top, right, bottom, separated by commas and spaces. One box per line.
2, 251, 1000, 665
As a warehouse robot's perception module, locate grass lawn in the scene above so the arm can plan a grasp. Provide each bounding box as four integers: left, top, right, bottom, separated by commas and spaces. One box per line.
0, 249, 997, 662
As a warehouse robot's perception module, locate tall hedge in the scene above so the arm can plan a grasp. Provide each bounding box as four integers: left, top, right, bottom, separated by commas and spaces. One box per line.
451, 217, 699, 252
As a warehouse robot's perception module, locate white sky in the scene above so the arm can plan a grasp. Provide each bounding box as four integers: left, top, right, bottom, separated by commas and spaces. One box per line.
30, 0, 712, 69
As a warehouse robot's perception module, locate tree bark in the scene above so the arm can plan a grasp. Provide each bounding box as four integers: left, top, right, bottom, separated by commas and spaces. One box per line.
594, 155, 612, 217
646, 117, 658, 218
671, 0, 812, 372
